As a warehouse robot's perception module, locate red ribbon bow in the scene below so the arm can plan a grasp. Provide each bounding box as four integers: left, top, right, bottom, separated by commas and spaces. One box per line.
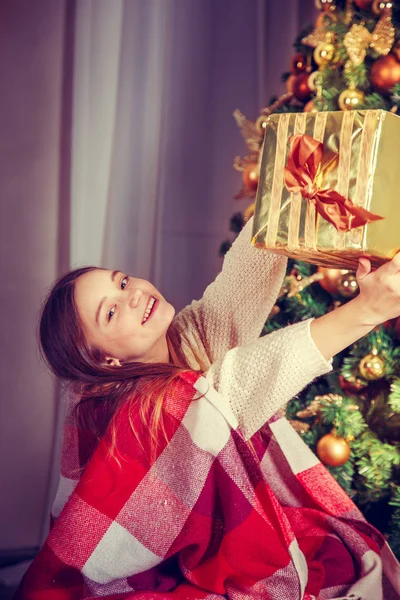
283, 134, 384, 232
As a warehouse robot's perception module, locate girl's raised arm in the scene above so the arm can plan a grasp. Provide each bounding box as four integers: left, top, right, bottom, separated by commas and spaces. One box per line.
174, 215, 288, 365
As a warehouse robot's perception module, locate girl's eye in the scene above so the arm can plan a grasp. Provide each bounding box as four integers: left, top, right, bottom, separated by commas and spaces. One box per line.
121, 276, 128, 290
108, 306, 116, 322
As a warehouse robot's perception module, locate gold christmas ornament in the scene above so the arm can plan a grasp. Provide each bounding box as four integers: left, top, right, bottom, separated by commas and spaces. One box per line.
337, 272, 359, 298
315, 0, 336, 12
372, 0, 393, 15
308, 71, 320, 92
314, 40, 336, 65
316, 433, 351, 466
344, 23, 372, 66
338, 87, 365, 110
370, 6, 395, 56
359, 352, 386, 380
317, 267, 349, 295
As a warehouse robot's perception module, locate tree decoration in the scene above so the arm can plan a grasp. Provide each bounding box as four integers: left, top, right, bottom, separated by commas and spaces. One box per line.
370, 5, 395, 56
359, 350, 386, 380
292, 72, 313, 102
372, 0, 393, 16
370, 53, 400, 94
291, 53, 307, 73
314, 38, 337, 66
344, 24, 374, 67
354, 0, 373, 9
243, 202, 255, 224
337, 272, 359, 298
315, 0, 337, 13
317, 432, 351, 466
317, 267, 349, 294
304, 99, 318, 112
255, 115, 269, 135
226, 2, 400, 554
242, 163, 259, 192
338, 86, 366, 109
343, 13, 394, 66
308, 71, 320, 92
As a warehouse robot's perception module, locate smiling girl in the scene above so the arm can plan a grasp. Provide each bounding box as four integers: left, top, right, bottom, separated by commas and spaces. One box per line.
16, 216, 400, 599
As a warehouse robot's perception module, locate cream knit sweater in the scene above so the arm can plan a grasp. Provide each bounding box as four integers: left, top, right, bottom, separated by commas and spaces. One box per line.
173, 215, 333, 441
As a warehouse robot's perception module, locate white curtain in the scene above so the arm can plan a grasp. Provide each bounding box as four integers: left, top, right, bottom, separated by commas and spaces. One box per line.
69, 0, 270, 308
0, 0, 316, 573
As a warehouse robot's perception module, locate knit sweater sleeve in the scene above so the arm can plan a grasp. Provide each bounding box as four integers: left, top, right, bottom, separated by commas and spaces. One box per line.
204, 317, 333, 441
174, 215, 288, 365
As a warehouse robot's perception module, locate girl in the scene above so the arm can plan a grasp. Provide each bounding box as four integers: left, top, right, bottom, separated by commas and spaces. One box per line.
15, 215, 400, 599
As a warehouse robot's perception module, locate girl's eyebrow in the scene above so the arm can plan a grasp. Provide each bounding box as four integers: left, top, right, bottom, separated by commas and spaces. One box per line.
95, 271, 120, 326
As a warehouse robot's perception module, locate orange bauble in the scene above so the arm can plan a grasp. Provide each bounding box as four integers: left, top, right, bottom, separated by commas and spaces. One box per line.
292, 72, 312, 102
304, 99, 318, 112
316, 433, 351, 467
370, 54, 400, 95
353, 0, 373, 8
242, 163, 259, 191
317, 267, 349, 295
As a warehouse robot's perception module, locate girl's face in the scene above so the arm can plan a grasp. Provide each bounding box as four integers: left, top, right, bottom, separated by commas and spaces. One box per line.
74, 269, 175, 365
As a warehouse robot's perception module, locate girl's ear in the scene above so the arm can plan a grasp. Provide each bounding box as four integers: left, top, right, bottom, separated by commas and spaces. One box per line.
105, 356, 123, 367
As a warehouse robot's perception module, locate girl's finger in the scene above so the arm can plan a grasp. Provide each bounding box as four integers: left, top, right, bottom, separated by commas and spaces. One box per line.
356, 257, 371, 281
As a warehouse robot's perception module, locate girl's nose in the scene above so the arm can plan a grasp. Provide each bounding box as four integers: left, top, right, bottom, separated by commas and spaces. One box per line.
129, 290, 141, 310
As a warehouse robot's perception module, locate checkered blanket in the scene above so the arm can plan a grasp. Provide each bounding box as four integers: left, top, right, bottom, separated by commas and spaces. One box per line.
15, 371, 399, 599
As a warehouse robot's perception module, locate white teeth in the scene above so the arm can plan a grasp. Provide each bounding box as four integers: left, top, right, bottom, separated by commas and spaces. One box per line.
142, 297, 156, 324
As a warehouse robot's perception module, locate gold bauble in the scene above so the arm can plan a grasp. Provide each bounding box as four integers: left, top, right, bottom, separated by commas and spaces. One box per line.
317, 267, 349, 295
337, 272, 359, 298
316, 433, 351, 466
370, 54, 400, 95
372, 0, 393, 15
359, 352, 386, 380
255, 115, 268, 135
315, 0, 336, 12
308, 71, 320, 92
314, 41, 336, 65
338, 87, 365, 110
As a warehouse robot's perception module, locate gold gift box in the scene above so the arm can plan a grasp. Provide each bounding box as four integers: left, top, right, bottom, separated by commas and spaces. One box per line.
252, 109, 400, 270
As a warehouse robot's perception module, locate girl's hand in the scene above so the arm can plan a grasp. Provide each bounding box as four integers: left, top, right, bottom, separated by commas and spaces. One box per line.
310, 252, 400, 361
355, 252, 400, 326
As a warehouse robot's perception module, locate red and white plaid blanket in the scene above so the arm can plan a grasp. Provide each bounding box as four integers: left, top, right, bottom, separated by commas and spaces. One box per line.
15, 371, 400, 599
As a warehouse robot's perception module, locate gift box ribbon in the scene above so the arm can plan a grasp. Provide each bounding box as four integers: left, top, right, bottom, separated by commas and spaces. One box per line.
283, 133, 384, 232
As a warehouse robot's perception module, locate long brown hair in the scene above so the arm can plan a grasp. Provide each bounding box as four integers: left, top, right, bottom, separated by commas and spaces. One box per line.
38, 266, 202, 468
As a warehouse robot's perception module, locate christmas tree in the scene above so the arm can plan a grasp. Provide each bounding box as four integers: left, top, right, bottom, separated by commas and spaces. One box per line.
220, 0, 400, 556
